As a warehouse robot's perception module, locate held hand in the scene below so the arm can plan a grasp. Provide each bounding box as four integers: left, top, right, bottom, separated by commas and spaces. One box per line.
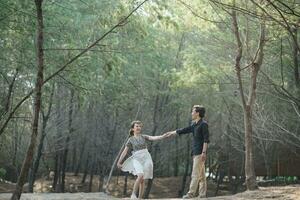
166, 132, 176, 138
162, 133, 169, 138
162, 132, 170, 138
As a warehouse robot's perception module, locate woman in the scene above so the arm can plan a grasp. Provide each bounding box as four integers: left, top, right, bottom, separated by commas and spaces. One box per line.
117, 120, 168, 199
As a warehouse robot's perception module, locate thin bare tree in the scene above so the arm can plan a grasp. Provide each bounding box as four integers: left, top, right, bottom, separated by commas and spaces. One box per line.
231, 0, 266, 190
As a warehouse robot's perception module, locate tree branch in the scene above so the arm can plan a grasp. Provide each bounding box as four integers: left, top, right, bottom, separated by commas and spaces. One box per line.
274, 0, 300, 18
248, 16, 266, 107
177, 0, 223, 24
232, 3, 247, 108
0, 0, 151, 136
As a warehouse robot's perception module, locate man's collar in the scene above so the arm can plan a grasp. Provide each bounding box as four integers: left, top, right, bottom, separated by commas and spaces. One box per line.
194, 118, 202, 124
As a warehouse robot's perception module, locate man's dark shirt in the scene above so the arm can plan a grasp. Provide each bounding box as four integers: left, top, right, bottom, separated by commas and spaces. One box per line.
176, 119, 209, 156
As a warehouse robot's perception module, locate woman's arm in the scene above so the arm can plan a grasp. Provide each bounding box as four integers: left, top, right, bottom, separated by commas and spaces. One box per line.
143, 133, 168, 141
117, 146, 129, 168
165, 130, 177, 137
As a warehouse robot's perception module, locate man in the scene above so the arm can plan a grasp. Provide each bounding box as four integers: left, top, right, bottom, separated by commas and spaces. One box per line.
166, 105, 209, 199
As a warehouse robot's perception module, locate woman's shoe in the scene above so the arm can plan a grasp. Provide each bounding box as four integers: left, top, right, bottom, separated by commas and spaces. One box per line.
130, 193, 138, 199
182, 193, 196, 199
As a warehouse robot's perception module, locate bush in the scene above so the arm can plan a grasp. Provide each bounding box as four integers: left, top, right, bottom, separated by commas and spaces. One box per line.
0, 168, 6, 180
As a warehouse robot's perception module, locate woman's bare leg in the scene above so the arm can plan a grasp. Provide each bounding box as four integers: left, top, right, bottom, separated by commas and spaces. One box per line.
132, 174, 143, 198
138, 179, 145, 199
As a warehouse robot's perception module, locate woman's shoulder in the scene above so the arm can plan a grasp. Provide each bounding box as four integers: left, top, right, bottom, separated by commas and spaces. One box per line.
127, 136, 133, 142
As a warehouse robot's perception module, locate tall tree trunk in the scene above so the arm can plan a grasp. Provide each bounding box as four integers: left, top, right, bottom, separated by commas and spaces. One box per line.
28, 119, 47, 192
214, 165, 222, 196
144, 178, 153, 198
11, 0, 44, 199
99, 108, 119, 192
61, 89, 75, 192
172, 35, 185, 183
52, 154, 59, 191
179, 138, 190, 197
231, 2, 266, 190
98, 168, 105, 192
88, 160, 96, 192
143, 94, 160, 199
81, 154, 90, 184
243, 106, 256, 189
173, 110, 180, 176
2, 68, 18, 116
56, 154, 63, 192
71, 142, 77, 172
12, 122, 19, 168
74, 137, 87, 176
52, 85, 64, 192
292, 27, 300, 88
28, 85, 54, 192
107, 108, 119, 154
144, 145, 158, 198
123, 174, 128, 196
105, 135, 129, 193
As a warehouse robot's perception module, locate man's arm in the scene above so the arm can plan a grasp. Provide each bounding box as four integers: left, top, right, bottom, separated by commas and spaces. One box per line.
165, 124, 194, 138
201, 142, 208, 162
201, 123, 209, 161
202, 143, 208, 153
176, 125, 194, 135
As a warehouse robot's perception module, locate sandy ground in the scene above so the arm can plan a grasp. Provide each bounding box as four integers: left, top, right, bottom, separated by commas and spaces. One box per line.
0, 192, 115, 200
0, 185, 299, 200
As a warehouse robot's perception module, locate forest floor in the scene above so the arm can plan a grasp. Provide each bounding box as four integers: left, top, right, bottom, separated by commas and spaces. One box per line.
0, 173, 299, 199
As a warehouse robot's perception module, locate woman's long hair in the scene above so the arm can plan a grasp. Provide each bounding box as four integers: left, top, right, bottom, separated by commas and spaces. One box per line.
129, 120, 142, 136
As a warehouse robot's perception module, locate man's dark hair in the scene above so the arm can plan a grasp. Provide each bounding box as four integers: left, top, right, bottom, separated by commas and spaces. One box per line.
193, 105, 205, 118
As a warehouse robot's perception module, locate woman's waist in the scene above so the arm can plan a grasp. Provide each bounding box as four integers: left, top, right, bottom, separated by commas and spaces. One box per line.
132, 148, 149, 155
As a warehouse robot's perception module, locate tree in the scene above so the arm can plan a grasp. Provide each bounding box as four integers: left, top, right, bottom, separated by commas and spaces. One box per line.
231, 0, 266, 190
11, 0, 44, 199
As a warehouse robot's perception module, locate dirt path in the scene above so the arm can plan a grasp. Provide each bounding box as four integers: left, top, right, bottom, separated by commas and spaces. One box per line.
0, 192, 117, 200
0, 185, 299, 200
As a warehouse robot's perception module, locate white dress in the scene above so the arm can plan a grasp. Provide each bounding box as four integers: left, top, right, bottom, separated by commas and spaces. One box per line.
121, 135, 153, 179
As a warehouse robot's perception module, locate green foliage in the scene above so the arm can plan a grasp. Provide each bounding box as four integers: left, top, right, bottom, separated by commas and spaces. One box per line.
0, 168, 6, 179
274, 176, 299, 184
0, 0, 299, 183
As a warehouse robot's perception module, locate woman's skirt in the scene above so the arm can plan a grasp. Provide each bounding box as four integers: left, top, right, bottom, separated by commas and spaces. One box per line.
121, 149, 153, 179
